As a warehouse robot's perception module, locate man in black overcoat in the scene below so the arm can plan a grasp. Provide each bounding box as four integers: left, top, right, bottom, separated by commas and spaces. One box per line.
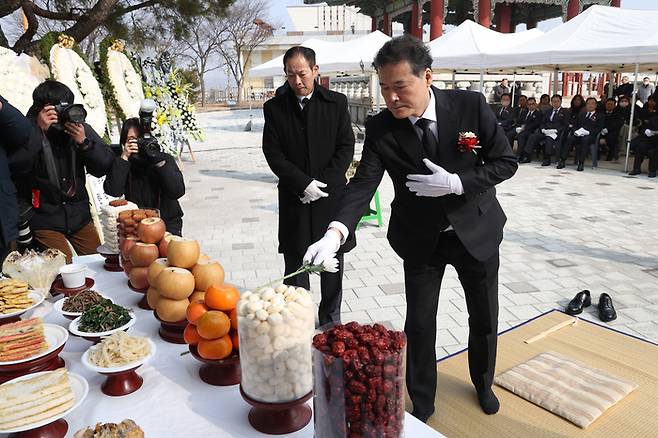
303, 36, 517, 421
262, 46, 355, 325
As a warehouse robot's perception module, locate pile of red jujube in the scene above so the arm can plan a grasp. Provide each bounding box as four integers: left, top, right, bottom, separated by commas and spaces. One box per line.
312, 322, 406, 438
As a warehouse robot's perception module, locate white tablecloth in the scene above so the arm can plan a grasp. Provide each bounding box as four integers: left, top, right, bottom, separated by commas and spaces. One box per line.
2, 255, 445, 438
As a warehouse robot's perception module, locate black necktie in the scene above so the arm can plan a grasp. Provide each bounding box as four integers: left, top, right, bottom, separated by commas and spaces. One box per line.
301, 97, 309, 109
415, 118, 438, 162
551, 110, 557, 121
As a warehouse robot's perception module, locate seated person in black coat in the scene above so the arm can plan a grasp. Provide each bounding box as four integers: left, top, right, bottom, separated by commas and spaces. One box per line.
558, 97, 604, 171
519, 94, 568, 166
496, 93, 515, 138
629, 102, 658, 178
510, 97, 541, 157
103, 118, 185, 235
601, 98, 624, 161
16, 80, 114, 263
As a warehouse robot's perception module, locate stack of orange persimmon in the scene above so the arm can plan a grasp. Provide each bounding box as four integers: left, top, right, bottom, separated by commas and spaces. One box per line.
184, 284, 240, 360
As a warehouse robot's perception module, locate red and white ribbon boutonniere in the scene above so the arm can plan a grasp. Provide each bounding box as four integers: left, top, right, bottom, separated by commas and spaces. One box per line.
458, 131, 481, 155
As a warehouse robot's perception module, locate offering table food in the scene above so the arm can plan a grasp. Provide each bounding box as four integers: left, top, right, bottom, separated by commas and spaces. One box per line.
1, 255, 445, 438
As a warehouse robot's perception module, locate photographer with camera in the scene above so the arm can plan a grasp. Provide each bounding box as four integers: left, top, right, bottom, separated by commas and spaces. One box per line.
103, 100, 185, 235
13, 80, 114, 263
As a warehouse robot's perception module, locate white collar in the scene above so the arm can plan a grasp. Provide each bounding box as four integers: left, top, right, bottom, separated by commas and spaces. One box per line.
409, 89, 436, 126
297, 91, 313, 102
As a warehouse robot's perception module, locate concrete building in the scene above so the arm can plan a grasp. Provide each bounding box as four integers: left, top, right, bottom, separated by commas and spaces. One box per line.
287, 3, 372, 32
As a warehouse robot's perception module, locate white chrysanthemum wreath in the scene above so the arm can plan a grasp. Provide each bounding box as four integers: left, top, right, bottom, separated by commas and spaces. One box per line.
49, 35, 107, 135
105, 40, 144, 118
0, 47, 50, 115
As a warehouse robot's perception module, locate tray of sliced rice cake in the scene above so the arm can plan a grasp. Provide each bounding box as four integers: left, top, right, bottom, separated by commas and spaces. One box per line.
0, 368, 88, 433
0, 318, 68, 366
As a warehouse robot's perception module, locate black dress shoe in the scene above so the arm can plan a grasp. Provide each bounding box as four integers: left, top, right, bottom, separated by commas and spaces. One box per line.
518, 155, 531, 164
565, 290, 591, 315
598, 293, 617, 322
556, 159, 566, 169
629, 169, 641, 176
577, 162, 584, 171
541, 158, 551, 166
477, 387, 500, 415
649, 171, 657, 178
411, 408, 434, 423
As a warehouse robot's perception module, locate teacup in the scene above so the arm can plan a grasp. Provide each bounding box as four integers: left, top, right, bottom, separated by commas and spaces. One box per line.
59, 264, 94, 289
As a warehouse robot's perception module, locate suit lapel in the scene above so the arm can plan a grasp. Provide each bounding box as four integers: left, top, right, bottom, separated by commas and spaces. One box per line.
392, 116, 425, 170
434, 86, 457, 166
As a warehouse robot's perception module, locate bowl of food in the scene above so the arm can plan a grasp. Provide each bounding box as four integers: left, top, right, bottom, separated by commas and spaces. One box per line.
0, 278, 45, 324
0, 368, 88, 438
69, 299, 135, 343
0, 319, 68, 383
53, 290, 107, 320
81, 331, 155, 396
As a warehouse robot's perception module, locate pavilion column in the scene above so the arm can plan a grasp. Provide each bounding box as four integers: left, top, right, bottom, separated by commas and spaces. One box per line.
562, 73, 569, 96
611, 0, 621, 6
371, 16, 377, 32
567, 0, 579, 20
383, 13, 391, 36
411, 1, 423, 38
495, 2, 513, 33
430, 0, 444, 39
478, 0, 492, 28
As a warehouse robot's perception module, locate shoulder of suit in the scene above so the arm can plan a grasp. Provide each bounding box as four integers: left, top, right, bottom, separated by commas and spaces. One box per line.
434, 88, 481, 103
365, 109, 395, 141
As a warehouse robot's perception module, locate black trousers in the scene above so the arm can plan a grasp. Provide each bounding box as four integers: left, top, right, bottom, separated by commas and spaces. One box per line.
632, 137, 658, 173
403, 231, 499, 418
561, 134, 596, 162
516, 129, 534, 155
604, 129, 621, 159
283, 252, 344, 326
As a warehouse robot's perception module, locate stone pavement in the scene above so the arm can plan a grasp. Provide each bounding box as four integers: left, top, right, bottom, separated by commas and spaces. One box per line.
180, 109, 658, 359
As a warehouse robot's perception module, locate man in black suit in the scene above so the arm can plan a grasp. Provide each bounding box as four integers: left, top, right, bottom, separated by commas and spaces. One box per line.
0, 96, 35, 264
519, 94, 568, 166
558, 97, 604, 171
496, 93, 516, 139
262, 46, 355, 325
602, 98, 624, 161
628, 110, 658, 178
492, 78, 509, 102
303, 36, 517, 421
513, 97, 542, 157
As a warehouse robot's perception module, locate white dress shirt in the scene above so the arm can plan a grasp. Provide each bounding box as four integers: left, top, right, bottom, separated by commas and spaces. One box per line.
297, 91, 313, 110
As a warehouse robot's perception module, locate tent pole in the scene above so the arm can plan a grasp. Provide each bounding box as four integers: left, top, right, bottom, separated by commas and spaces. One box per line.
452, 70, 456, 90
479, 69, 484, 95
608, 70, 615, 98
511, 72, 516, 106
624, 63, 640, 173
553, 69, 559, 95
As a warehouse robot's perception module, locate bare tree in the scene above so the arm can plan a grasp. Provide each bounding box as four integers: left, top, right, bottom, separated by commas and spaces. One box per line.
0, 1, 233, 55
175, 16, 228, 107
217, 0, 272, 105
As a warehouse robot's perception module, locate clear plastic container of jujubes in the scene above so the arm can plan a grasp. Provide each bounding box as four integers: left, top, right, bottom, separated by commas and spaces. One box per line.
312, 322, 407, 438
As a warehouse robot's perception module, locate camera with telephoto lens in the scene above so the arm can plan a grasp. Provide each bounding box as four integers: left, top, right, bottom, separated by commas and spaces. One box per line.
52, 102, 87, 130
135, 99, 162, 160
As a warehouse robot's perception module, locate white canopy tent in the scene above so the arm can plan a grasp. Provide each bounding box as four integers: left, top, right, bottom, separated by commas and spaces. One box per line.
481, 5, 658, 171
427, 20, 543, 72
249, 31, 391, 78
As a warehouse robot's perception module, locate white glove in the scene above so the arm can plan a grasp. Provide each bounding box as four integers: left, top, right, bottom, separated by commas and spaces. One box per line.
541, 129, 547, 135
300, 179, 328, 204
581, 129, 590, 136
406, 158, 464, 197
303, 229, 341, 265
515, 127, 523, 134
601, 128, 608, 135
645, 129, 656, 137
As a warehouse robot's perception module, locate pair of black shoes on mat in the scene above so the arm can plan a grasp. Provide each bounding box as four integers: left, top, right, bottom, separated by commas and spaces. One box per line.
565, 290, 617, 322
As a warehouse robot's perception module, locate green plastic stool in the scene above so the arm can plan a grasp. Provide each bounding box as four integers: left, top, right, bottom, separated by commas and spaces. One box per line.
358, 190, 384, 228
